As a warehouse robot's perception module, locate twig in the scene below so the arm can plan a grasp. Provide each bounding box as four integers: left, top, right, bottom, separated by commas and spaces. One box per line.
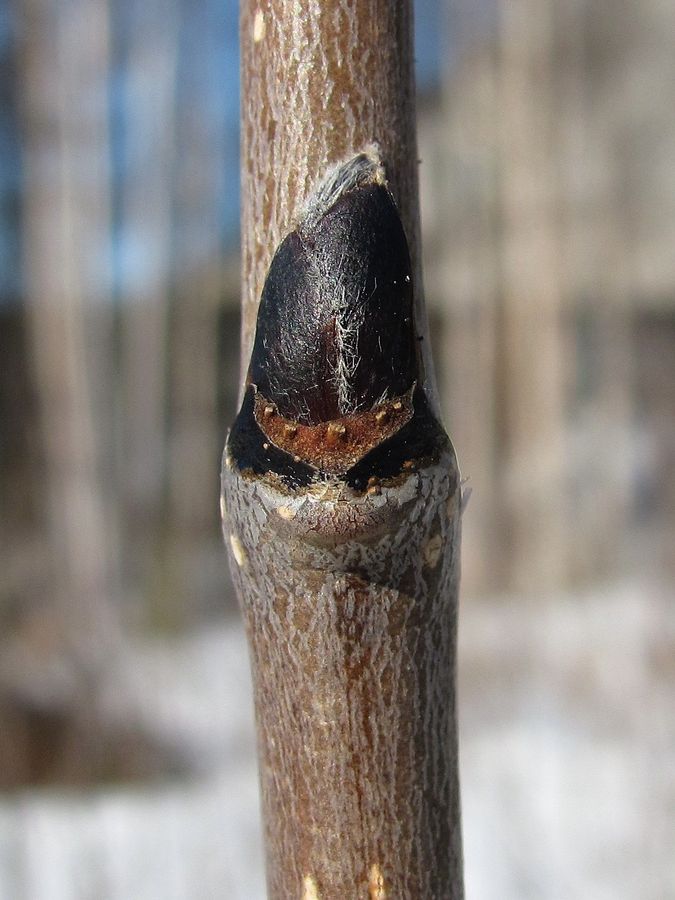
223, 3, 464, 896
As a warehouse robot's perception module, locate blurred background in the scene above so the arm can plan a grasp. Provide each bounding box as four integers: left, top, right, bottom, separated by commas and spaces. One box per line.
0, 0, 673, 897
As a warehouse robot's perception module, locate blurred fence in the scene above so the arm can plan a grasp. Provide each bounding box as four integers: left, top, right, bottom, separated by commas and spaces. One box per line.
1, 0, 240, 787
421, 0, 675, 595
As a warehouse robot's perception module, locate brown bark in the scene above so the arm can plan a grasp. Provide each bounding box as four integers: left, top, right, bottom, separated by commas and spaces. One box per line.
222, 447, 463, 898
228, 2, 463, 897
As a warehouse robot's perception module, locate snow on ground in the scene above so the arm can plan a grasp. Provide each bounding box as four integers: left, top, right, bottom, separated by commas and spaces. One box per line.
0, 580, 672, 899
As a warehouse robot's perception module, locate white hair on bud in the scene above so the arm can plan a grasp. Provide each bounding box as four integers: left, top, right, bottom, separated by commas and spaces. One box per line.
297, 147, 390, 415
329, 279, 363, 414
299, 145, 386, 233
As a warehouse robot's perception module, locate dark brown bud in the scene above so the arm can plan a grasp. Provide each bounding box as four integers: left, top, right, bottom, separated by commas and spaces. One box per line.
247, 156, 418, 425
225, 153, 450, 491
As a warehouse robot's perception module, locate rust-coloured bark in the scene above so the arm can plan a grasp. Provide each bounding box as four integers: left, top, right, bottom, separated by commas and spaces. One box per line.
227, 2, 463, 897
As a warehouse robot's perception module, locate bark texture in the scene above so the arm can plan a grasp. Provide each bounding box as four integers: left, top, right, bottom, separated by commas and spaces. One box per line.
222, 450, 462, 898
230, 2, 463, 897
